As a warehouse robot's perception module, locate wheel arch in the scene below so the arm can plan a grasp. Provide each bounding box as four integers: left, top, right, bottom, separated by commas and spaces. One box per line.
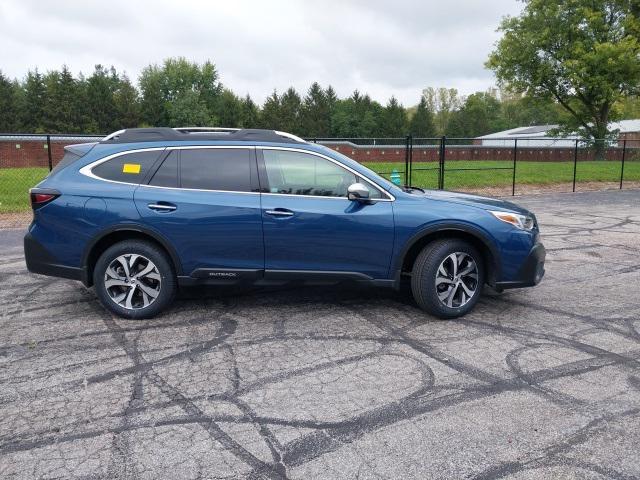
396, 224, 501, 286
81, 224, 182, 287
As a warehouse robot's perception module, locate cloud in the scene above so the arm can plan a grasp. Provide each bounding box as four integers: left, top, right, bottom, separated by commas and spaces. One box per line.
0, 0, 523, 105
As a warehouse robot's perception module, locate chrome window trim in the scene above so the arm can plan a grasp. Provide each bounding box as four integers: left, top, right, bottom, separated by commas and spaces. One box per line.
79, 146, 257, 192
79, 147, 167, 186
79, 144, 395, 201
259, 146, 395, 202
137, 184, 260, 195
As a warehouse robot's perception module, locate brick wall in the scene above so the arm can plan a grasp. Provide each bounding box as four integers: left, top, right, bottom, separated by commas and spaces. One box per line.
0, 138, 634, 169
0, 138, 100, 169
322, 143, 628, 163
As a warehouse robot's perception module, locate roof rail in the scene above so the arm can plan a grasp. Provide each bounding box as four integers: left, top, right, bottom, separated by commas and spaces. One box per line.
100, 127, 308, 144
174, 127, 241, 134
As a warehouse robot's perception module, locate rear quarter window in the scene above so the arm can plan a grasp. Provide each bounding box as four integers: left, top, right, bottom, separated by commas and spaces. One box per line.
91, 150, 164, 183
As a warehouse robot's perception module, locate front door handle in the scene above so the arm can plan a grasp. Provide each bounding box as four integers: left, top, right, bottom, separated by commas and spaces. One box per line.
265, 209, 294, 217
148, 203, 177, 212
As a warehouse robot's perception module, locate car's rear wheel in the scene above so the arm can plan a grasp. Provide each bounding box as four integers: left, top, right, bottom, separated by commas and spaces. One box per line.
93, 240, 176, 319
411, 239, 484, 318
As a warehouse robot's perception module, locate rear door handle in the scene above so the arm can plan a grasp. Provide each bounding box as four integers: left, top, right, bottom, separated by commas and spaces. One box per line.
265, 209, 294, 217
148, 203, 177, 212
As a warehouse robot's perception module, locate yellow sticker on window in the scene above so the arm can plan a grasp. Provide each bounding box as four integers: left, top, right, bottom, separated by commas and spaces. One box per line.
122, 163, 141, 174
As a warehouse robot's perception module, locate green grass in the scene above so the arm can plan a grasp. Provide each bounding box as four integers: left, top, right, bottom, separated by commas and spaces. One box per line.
1, 161, 640, 213
364, 160, 640, 190
0, 167, 49, 213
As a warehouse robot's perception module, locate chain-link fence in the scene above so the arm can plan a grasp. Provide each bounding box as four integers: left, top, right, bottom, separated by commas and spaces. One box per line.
0, 134, 102, 228
315, 136, 640, 197
1, 133, 639, 229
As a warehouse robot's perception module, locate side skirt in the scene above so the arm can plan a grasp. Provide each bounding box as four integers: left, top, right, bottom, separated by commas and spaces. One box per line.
177, 268, 398, 289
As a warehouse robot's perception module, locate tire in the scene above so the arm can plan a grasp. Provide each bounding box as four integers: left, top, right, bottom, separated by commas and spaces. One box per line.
93, 240, 176, 319
411, 239, 485, 319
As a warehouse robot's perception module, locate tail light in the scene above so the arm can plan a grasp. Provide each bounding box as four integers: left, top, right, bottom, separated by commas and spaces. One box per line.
30, 188, 60, 210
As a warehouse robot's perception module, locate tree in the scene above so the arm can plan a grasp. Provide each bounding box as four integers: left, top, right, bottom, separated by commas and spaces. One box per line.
301, 82, 330, 137
216, 89, 243, 127
422, 87, 462, 135
260, 90, 282, 129
139, 64, 166, 126
43, 66, 80, 133
381, 96, 407, 137
279, 87, 302, 135
408, 96, 436, 137
86, 65, 119, 133
447, 92, 505, 137
21, 69, 47, 132
0, 72, 21, 132
330, 90, 384, 138
139, 57, 222, 127
240, 95, 260, 128
114, 74, 141, 128
487, 0, 640, 157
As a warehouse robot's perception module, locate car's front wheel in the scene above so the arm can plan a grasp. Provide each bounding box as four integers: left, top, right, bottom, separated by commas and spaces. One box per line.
93, 240, 176, 319
411, 239, 485, 319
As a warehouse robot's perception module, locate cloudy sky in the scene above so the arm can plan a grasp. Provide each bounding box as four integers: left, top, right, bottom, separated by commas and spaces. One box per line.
0, 0, 523, 105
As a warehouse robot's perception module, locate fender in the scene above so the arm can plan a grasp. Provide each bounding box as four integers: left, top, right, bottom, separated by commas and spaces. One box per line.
393, 221, 502, 281
81, 223, 183, 285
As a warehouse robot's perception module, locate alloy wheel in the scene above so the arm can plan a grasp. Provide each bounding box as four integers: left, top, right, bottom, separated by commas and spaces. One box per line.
435, 252, 479, 308
104, 254, 161, 310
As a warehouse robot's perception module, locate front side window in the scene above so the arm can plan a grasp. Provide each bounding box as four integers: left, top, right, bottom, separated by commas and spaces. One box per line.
92, 150, 163, 183
180, 148, 252, 192
262, 149, 383, 198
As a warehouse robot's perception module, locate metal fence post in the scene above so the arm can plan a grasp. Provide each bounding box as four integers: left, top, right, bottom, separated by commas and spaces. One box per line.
408, 134, 413, 187
512, 138, 518, 196
46, 135, 53, 171
404, 135, 410, 186
572, 139, 578, 193
619, 139, 627, 190
439, 136, 446, 190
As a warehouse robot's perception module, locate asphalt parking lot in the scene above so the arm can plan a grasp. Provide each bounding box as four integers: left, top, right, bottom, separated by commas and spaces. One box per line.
1, 189, 640, 479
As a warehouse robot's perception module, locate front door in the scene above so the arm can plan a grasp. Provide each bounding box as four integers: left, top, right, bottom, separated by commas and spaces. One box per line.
258, 148, 395, 279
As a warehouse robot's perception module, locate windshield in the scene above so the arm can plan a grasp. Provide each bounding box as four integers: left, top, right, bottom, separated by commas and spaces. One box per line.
317, 146, 403, 194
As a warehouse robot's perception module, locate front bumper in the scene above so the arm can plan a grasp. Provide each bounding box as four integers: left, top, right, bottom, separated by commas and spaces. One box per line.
24, 232, 84, 282
495, 242, 546, 289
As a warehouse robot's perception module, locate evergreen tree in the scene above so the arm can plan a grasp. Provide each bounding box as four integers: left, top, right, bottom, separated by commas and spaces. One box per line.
216, 89, 243, 127
301, 82, 330, 137
240, 95, 260, 128
260, 90, 282, 130
279, 87, 302, 135
86, 65, 119, 133
0, 72, 20, 132
114, 74, 141, 128
43, 66, 78, 133
21, 69, 46, 132
382, 96, 407, 137
408, 96, 436, 137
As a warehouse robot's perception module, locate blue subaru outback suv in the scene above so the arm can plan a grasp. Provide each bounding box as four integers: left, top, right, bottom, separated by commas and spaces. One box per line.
24, 127, 545, 319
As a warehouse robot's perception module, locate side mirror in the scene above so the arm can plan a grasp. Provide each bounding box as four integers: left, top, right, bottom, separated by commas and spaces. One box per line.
347, 183, 370, 201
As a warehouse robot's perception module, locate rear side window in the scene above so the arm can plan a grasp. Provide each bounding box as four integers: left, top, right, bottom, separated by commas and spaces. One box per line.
180, 148, 252, 192
92, 150, 163, 183
149, 151, 178, 188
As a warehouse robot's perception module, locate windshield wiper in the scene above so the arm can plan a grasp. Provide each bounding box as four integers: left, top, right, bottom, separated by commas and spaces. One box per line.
403, 186, 425, 194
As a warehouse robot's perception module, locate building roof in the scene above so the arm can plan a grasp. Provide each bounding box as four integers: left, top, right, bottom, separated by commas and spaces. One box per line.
476, 119, 640, 139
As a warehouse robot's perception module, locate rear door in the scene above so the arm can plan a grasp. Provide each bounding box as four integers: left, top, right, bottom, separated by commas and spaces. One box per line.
134, 146, 264, 278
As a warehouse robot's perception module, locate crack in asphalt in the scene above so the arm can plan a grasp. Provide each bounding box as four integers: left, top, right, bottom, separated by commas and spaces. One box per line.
1, 190, 640, 479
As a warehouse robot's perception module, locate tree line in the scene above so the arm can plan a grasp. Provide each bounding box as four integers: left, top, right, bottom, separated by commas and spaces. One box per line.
0, 57, 599, 139
2, 0, 639, 144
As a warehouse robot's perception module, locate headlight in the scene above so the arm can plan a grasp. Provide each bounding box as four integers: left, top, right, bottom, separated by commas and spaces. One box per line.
489, 210, 535, 231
